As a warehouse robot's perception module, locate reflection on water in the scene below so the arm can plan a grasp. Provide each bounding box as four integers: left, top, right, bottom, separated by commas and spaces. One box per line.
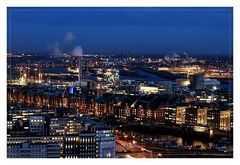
120, 69, 169, 82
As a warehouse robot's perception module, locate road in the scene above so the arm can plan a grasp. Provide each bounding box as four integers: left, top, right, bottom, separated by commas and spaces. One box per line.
115, 138, 232, 158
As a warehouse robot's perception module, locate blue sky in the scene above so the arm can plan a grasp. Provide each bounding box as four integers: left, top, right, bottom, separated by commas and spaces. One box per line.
7, 7, 233, 56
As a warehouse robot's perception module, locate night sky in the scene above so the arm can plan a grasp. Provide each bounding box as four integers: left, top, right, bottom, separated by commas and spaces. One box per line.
7, 7, 233, 56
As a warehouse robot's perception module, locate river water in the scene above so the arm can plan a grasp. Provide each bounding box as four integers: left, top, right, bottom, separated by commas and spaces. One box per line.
120, 68, 233, 92
120, 69, 170, 82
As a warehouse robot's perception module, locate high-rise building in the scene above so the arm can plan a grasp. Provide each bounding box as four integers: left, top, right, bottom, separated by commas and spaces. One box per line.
63, 131, 97, 158
95, 127, 115, 158
29, 116, 46, 136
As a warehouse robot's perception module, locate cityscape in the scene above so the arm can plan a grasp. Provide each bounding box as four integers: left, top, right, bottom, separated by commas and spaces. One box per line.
7, 7, 233, 158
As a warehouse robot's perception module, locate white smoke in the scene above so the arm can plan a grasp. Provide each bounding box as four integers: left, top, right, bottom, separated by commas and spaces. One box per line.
53, 42, 61, 56
64, 32, 75, 42
47, 32, 78, 56
72, 46, 83, 57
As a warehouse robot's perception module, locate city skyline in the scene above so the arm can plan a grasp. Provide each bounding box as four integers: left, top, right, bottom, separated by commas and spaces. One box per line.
8, 7, 233, 56
7, 7, 233, 158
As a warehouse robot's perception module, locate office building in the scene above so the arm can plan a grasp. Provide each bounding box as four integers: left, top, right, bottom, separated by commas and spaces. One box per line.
29, 116, 46, 136
63, 131, 97, 158
49, 117, 83, 136
95, 127, 115, 158
7, 141, 60, 158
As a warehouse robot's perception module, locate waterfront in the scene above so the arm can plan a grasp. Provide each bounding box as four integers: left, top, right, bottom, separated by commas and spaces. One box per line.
120, 68, 233, 91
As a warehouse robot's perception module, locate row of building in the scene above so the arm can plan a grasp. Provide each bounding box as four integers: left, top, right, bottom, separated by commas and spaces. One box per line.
8, 94, 232, 139
7, 115, 115, 158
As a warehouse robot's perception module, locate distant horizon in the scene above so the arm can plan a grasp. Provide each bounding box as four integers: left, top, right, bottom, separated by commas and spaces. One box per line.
7, 50, 233, 59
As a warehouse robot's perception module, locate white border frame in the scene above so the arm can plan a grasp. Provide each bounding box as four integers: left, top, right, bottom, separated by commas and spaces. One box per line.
0, 0, 239, 164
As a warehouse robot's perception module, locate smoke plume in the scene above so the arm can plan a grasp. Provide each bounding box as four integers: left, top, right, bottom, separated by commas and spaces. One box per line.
72, 46, 83, 57
64, 32, 75, 42
53, 42, 61, 56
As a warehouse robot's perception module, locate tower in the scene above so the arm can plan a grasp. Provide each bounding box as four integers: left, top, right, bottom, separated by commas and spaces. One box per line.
78, 56, 82, 83
35, 64, 42, 83
72, 46, 84, 87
